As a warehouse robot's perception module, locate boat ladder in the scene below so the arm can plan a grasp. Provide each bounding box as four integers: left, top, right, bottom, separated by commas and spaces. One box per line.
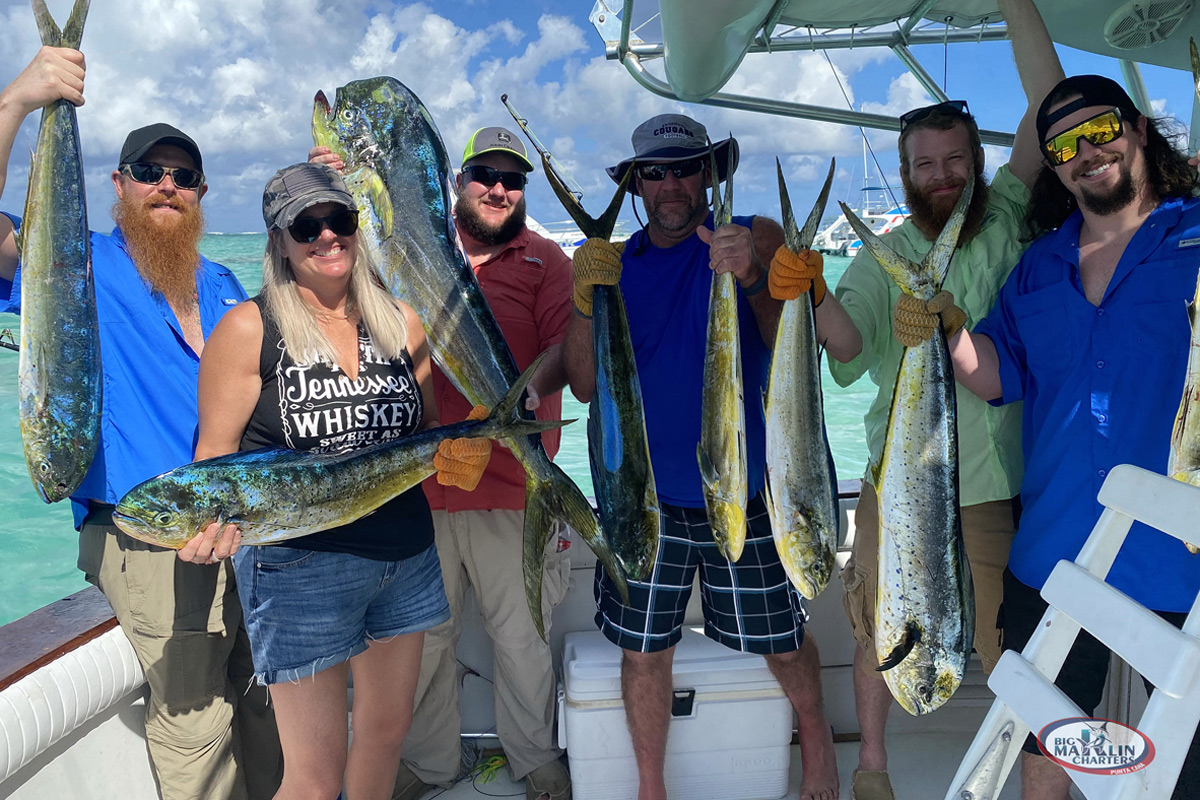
944, 464, 1200, 800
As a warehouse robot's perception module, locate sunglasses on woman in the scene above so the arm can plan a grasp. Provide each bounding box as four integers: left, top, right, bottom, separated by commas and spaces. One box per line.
1041, 109, 1123, 166
461, 164, 527, 191
635, 159, 704, 182
120, 162, 205, 190
288, 209, 359, 243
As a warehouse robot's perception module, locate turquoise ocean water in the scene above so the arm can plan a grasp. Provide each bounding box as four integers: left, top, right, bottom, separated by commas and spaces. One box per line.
0, 238, 874, 625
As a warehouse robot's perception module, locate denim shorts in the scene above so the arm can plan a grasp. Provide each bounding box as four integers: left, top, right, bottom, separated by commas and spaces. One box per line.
233, 543, 450, 685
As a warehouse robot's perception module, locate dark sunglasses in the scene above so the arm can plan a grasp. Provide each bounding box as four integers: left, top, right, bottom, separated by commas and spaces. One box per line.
635, 159, 704, 182
898, 100, 971, 134
120, 162, 205, 190
287, 209, 359, 244
461, 164, 527, 191
1041, 109, 1124, 166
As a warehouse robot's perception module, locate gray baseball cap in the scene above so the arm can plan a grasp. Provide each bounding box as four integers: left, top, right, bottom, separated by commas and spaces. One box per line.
606, 113, 739, 196
262, 163, 355, 231
462, 126, 535, 172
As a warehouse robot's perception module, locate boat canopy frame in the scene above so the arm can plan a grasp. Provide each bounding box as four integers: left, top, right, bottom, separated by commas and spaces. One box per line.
589, 0, 1166, 150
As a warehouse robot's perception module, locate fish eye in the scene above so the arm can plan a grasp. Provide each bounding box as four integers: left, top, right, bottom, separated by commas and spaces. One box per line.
37, 460, 51, 474
153, 511, 175, 526
340, 109, 355, 122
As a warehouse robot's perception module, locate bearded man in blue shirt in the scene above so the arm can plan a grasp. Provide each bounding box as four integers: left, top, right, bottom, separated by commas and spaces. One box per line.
929, 74, 1200, 800
0, 47, 281, 800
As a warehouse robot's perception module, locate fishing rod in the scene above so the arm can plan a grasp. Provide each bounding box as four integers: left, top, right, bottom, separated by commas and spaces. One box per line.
0, 329, 16, 352
501, 94, 586, 204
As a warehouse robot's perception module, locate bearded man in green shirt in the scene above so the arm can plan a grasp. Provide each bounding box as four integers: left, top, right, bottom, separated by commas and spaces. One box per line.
766, 1, 1064, 798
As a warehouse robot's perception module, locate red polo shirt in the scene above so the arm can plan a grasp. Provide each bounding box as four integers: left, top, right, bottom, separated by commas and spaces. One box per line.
423, 225, 573, 511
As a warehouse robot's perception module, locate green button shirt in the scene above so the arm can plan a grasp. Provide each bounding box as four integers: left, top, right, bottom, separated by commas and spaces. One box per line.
829, 164, 1028, 506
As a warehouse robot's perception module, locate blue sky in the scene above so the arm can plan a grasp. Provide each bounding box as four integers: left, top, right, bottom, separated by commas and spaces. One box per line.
0, 0, 1196, 234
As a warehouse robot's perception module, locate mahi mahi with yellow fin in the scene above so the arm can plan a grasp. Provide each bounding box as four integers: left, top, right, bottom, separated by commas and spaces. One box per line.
699, 143, 748, 561
1167, 36, 1200, 554
312, 77, 626, 639
839, 171, 976, 716
17, 0, 100, 503
765, 159, 839, 599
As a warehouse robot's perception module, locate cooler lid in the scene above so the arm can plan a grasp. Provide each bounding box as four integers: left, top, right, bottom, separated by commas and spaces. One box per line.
563, 628, 784, 702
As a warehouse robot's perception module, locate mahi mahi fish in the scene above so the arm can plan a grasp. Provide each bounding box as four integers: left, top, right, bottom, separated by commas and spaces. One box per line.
699, 144, 747, 561
839, 171, 976, 716
537, 154, 660, 581
311, 78, 626, 638
765, 160, 839, 599
17, 0, 100, 503
1168, 37, 1200, 554
112, 357, 565, 548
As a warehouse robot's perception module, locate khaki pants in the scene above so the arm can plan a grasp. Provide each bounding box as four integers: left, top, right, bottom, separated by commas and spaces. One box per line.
400, 509, 571, 784
80, 512, 283, 800
841, 481, 1016, 672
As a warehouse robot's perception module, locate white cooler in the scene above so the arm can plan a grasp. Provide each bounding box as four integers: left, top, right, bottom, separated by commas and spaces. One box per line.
560, 628, 792, 800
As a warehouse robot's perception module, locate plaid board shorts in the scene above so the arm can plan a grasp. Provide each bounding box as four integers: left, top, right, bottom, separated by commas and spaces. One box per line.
594, 493, 809, 654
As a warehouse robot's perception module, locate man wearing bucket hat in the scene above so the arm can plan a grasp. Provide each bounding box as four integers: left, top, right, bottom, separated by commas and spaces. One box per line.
948, 72, 1200, 799
355, 126, 574, 800
564, 113, 844, 800
0, 48, 281, 800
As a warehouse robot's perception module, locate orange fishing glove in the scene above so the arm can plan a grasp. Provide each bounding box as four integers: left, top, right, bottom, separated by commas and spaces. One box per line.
892, 290, 967, 347
434, 405, 492, 491
768, 246, 827, 305
572, 238, 625, 317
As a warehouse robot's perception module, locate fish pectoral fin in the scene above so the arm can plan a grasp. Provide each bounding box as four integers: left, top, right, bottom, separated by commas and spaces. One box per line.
697, 445, 718, 491
876, 621, 921, 672
367, 171, 394, 238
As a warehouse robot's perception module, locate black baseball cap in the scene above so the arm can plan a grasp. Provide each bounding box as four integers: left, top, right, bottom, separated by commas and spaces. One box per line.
1036, 75, 1140, 144
119, 123, 203, 172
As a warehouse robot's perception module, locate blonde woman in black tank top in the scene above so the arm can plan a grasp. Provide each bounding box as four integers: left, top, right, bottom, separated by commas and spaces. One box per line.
176, 164, 492, 800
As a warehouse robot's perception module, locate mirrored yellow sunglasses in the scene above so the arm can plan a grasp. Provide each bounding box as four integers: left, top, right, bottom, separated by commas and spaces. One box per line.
1042, 109, 1123, 166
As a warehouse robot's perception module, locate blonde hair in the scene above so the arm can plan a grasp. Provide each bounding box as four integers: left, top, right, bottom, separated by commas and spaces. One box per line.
260, 232, 408, 366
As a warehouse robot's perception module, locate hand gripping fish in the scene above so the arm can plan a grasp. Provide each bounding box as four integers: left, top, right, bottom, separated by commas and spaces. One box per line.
516, 117, 661, 583
112, 356, 567, 548
17, 0, 100, 503
311, 77, 626, 639
839, 171, 976, 716
1167, 36, 1200, 554
765, 160, 840, 599
699, 143, 748, 561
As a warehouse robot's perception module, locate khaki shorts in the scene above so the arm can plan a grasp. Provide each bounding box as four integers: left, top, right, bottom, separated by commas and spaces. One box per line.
841, 480, 1016, 672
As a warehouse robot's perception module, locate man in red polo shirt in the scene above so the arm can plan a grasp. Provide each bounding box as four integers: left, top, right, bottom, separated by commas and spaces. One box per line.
399, 127, 574, 800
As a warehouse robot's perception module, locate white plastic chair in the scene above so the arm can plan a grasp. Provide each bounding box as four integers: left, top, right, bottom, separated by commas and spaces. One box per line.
944, 464, 1200, 800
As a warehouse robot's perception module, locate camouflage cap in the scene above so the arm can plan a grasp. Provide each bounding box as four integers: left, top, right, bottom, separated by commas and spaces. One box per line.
462, 127, 534, 172
262, 163, 354, 231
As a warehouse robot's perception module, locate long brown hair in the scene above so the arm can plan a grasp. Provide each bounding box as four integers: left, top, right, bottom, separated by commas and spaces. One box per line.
1024, 114, 1197, 240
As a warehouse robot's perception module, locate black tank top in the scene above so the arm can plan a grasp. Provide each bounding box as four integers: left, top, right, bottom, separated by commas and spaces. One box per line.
240, 296, 434, 560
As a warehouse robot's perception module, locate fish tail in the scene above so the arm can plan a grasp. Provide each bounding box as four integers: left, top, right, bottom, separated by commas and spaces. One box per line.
31, 0, 62, 46
61, 0, 91, 49
523, 464, 630, 642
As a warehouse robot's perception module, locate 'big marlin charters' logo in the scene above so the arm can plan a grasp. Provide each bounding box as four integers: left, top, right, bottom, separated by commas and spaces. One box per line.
1037, 717, 1155, 775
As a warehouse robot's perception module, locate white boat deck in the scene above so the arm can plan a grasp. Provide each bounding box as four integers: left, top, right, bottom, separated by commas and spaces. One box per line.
413, 733, 1021, 799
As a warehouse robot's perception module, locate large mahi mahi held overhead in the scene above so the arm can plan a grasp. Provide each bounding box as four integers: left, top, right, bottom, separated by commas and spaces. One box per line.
17, 0, 100, 503
312, 77, 626, 638
839, 171, 976, 716
766, 159, 839, 599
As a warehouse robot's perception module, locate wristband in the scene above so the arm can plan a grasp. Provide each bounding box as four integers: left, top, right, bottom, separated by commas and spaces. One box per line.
742, 269, 769, 297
